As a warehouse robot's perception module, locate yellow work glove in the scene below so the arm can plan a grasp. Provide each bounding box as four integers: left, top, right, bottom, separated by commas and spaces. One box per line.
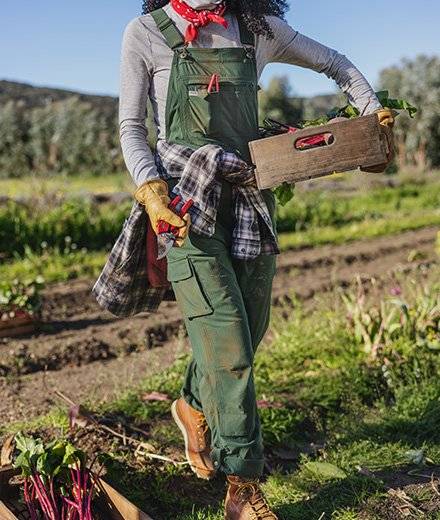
375, 107, 395, 128
361, 108, 396, 173
134, 179, 190, 246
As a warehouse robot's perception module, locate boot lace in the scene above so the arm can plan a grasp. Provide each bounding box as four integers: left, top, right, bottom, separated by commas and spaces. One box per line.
236, 481, 277, 519
195, 412, 209, 447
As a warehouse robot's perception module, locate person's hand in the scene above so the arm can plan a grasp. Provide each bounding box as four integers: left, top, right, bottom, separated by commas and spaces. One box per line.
175, 213, 191, 247
361, 109, 395, 173
375, 108, 395, 128
134, 180, 190, 245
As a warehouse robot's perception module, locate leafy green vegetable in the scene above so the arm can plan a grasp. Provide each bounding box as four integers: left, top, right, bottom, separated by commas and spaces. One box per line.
14, 432, 45, 478
273, 183, 295, 207
13, 433, 95, 520
376, 90, 418, 118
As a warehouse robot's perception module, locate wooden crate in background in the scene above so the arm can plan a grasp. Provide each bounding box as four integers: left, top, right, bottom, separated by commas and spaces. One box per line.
249, 114, 393, 189
0, 313, 37, 339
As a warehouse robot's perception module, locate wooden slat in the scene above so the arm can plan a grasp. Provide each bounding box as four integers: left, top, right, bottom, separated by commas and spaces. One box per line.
96, 479, 154, 520
0, 467, 20, 520
0, 501, 19, 520
0, 324, 36, 339
0, 316, 36, 339
249, 114, 389, 189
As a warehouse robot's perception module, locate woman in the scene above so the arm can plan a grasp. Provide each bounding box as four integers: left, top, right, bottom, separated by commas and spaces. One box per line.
118, 1, 393, 517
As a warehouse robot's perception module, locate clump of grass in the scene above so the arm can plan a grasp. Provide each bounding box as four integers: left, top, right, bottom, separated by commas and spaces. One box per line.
0, 244, 107, 285
279, 210, 440, 250
0, 199, 130, 259
342, 276, 439, 359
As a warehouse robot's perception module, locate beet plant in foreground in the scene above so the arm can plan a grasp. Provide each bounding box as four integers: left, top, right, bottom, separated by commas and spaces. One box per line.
13, 433, 97, 520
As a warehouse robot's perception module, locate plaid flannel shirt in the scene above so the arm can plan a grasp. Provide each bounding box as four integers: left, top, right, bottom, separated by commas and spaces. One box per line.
156, 141, 279, 259
93, 142, 279, 317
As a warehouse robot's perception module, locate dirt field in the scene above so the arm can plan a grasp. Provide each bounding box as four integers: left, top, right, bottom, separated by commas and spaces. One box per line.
1, 226, 438, 426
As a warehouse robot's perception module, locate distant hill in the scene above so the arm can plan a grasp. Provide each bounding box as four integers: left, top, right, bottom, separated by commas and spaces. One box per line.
0, 79, 341, 119
0, 80, 117, 115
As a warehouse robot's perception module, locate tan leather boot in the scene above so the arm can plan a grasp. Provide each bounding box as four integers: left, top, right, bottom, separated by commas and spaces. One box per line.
225, 476, 278, 520
171, 398, 215, 480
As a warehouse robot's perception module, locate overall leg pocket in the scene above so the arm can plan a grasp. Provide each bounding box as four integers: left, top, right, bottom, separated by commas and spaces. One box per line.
167, 257, 214, 319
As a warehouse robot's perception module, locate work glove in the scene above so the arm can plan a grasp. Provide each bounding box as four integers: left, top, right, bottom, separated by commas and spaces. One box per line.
375, 107, 395, 128
361, 108, 396, 173
134, 179, 191, 246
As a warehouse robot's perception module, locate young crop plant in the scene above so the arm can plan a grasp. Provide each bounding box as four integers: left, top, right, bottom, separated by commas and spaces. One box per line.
342, 277, 439, 356
13, 433, 97, 520
0, 277, 44, 320
342, 276, 440, 396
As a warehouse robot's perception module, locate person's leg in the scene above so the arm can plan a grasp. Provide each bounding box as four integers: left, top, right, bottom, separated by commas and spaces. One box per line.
180, 357, 203, 411
167, 182, 264, 478
234, 188, 277, 352
233, 254, 276, 352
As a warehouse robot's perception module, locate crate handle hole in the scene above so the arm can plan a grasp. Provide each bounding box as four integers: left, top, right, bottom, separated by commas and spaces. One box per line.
294, 132, 335, 151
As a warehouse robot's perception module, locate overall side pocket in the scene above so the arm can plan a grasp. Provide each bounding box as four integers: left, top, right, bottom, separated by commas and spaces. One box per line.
167, 257, 213, 320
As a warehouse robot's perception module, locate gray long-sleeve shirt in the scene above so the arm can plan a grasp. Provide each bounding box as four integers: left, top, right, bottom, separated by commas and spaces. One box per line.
119, 2, 382, 186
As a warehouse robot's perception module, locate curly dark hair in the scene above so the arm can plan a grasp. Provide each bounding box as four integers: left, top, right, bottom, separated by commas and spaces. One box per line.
141, 0, 289, 38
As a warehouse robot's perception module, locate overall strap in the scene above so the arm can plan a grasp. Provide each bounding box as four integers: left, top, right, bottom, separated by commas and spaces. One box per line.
151, 8, 185, 50
237, 16, 254, 47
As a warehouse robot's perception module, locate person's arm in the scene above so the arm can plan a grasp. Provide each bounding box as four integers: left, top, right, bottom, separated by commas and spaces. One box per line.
119, 18, 160, 187
257, 17, 382, 115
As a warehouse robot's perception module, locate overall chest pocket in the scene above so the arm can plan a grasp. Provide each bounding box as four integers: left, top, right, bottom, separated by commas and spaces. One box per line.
184, 78, 257, 145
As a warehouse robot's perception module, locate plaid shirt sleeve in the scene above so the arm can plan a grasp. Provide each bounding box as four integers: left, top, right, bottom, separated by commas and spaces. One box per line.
92, 202, 166, 317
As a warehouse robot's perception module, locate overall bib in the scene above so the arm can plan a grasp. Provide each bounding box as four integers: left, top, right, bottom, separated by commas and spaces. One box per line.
151, 8, 276, 478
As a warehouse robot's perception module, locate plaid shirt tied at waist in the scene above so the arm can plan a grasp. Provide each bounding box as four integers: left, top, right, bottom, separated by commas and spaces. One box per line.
93, 142, 279, 317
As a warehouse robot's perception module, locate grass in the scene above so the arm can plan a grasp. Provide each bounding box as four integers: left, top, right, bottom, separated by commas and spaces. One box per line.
0, 247, 107, 285
1, 173, 439, 285
279, 209, 440, 250
0, 171, 132, 198
276, 179, 440, 233
4, 271, 439, 519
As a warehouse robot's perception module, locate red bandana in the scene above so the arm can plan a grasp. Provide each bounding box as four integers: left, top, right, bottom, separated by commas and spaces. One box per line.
171, 0, 228, 43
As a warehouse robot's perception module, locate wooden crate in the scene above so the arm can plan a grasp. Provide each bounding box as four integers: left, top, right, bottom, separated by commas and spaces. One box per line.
0, 313, 36, 339
0, 466, 154, 520
249, 114, 393, 189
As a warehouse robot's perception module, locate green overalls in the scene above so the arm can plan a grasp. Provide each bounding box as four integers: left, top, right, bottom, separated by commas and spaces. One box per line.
151, 8, 276, 478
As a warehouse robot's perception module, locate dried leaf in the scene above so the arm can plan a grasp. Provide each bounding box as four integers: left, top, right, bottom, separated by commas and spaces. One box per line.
1, 435, 15, 466
69, 404, 93, 430
141, 392, 171, 402
257, 400, 284, 409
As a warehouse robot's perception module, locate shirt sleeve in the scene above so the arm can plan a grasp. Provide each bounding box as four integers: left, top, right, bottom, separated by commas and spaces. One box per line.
257, 16, 382, 116
119, 18, 159, 187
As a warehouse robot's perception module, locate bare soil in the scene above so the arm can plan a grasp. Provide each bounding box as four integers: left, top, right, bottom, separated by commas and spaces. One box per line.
0, 227, 438, 426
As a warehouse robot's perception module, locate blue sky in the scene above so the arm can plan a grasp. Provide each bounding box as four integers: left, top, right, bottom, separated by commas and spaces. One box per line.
1, 0, 438, 98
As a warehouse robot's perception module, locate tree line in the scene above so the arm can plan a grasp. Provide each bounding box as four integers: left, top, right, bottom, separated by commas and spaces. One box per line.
0, 55, 438, 178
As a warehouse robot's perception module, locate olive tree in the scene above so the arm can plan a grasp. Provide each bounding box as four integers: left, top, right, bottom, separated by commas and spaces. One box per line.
379, 55, 440, 168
